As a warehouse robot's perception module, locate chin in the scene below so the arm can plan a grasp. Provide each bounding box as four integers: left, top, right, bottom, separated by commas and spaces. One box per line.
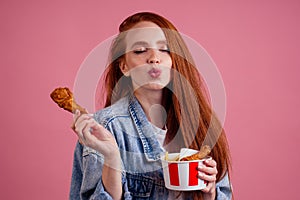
144, 82, 167, 90
132, 80, 170, 91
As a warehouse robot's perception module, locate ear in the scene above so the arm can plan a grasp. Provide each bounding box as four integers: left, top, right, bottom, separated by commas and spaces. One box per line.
119, 61, 130, 77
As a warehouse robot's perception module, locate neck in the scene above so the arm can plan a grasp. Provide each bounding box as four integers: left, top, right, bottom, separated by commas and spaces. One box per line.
134, 89, 166, 129
134, 88, 163, 105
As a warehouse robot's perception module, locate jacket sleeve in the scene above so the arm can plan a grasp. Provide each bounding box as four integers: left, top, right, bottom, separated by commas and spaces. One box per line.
215, 172, 233, 200
69, 142, 132, 200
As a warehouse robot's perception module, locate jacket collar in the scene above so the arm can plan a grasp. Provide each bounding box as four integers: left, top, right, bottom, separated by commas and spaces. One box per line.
128, 94, 164, 161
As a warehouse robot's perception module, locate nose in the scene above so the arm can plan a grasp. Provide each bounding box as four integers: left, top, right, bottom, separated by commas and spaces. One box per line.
147, 49, 160, 64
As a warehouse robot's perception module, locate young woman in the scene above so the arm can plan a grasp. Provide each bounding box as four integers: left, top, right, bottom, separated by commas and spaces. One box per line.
70, 12, 232, 200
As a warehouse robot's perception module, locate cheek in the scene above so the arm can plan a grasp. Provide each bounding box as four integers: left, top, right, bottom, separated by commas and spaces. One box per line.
127, 58, 145, 70
162, 54, 172, 68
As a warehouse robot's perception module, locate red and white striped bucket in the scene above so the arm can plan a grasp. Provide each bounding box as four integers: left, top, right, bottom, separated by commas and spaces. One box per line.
161, 149, 210, 191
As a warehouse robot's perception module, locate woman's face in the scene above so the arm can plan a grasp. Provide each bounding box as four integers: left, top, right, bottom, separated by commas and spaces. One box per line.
121, 21, 172, 91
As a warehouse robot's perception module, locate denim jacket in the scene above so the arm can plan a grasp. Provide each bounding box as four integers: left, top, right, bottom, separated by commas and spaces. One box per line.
69, 95, 232, 200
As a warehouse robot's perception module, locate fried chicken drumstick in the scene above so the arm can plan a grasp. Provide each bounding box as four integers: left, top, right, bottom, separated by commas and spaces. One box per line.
180, 145, 211, 161
50, 87, 87, 114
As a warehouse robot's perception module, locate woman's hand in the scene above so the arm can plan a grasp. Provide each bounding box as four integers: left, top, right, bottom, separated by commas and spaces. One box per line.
72, 110, 119, 159
198, 158, 218, 200
73, 110, 123, 199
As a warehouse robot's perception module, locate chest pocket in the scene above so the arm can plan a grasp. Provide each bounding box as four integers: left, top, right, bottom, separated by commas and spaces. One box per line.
126, 173, 154, 199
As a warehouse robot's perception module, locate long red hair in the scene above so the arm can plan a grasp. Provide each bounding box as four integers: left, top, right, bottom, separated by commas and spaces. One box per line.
100, 12, 232, 199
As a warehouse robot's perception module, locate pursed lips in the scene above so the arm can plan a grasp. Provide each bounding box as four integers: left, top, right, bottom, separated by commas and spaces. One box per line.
148, 68, 162, 78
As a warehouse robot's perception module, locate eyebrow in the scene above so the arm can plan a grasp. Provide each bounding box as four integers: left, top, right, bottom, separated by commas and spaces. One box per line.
130, 40, 168, 49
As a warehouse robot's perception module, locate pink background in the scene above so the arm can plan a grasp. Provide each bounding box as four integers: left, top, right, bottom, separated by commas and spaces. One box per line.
1, 0, 300, 199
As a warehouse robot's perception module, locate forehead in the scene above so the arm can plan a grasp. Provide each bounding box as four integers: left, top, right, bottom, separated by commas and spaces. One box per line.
125, 22, 166, 48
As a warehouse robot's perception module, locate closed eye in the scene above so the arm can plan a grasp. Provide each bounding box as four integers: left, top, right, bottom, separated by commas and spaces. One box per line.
159, 44, 170, 53
159, 48, 170, 53
132, 47, 170, 54
133, 49, 147, 54
133, 47, 147, 54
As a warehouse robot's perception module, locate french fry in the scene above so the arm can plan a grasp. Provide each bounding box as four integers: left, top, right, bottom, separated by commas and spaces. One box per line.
165, 151, 169, 161
173, 154, 180, 161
